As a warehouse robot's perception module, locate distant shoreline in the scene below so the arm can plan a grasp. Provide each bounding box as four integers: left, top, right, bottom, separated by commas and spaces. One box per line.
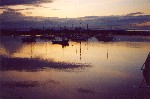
1, 29, 150, 36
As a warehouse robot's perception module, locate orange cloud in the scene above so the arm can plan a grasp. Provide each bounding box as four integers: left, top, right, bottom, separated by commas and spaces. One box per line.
136, 21, 150, 27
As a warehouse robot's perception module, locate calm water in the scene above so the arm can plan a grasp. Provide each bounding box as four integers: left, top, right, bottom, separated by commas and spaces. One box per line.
0, 35, 150, 99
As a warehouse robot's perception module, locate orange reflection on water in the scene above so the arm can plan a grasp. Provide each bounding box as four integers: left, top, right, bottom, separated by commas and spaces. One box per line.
0, 36, 150, 99
0, 47, 9, 56
9, 41, 150, 65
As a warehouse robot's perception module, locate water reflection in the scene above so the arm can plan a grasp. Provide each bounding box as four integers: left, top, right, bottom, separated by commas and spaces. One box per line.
77, 88, 96, 95
0, 36, 150, 99
1, 80, 59, 88
0, 56, 90, 72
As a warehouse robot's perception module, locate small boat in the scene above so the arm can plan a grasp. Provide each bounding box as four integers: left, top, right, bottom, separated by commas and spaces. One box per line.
71, 34, 88, 42
141, 52, 150, 70
22, 36, 36, 43
140, 52, 150, 88
95, 34, 114, 42
40, 34, 55, 40
52, 37, 69, 45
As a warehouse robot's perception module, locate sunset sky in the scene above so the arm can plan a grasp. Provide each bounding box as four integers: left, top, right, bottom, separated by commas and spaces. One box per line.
1, 0, 150, 18
0, 0, 150, 30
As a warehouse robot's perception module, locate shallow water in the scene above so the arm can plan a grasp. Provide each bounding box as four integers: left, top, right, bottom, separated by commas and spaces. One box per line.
0, 36, 150, 99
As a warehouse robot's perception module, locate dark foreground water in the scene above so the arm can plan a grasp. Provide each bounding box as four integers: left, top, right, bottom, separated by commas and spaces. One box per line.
0, 35, 150, 99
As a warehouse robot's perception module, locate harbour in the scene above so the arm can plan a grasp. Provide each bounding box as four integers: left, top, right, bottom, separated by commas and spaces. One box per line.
0, 35, 150, 99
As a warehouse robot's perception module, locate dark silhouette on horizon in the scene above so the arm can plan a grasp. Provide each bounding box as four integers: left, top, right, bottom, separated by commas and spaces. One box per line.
1, 28, 150, 37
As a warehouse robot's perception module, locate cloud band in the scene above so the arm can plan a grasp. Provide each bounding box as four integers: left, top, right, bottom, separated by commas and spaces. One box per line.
0, 0, 53, 6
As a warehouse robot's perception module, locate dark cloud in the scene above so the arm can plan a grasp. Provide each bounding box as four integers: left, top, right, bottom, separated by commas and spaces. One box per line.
0, 7, 34, 12
0, 7, 35, 19
126, 12, 143, 16
0, 7, 6, 9
14, 8, 34, 11
0, 9, 59, 30
0, 9, 24, 18
0, 0, 54, 6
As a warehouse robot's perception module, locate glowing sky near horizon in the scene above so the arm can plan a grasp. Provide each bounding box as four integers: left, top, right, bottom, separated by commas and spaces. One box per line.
2, 0, 150, 18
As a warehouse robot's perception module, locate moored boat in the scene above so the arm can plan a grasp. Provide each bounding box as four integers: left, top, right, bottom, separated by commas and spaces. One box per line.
140, 52, 150, 87
95, 34, 114, 42
71, 34, 88, 42
52, 37, 69, 45
22, 36, 36, 43
40, 34, 55, 40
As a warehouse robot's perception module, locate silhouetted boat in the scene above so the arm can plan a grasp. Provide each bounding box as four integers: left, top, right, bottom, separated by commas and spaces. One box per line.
22, 36, 36, 43
95, 34, 114, 42
140, 52, 150, 88
141, 52, 150, 70
71, 34, 88, 42
40, 34, 55, 40
52, 37, 69, 45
